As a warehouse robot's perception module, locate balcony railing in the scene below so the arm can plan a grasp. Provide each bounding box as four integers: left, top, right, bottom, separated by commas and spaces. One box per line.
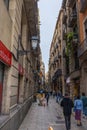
68, 11, 77, 27
72, 33, 78, 47
63, 13, 67, 24
63, 31, 66, 40
67, 0, 75, 7
80, 0, 87, 13
78, 38, 87, 57
58, 52, 61, 58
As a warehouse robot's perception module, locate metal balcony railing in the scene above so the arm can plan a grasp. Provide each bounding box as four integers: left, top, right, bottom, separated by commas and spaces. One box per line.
67, 0, 75, 7
58, 52, 61, 58
78, 38, 87, 57
68, 11, 77, 27
63, 30, 67, 40
63, 13, 67, 24
80, 0, 87, 13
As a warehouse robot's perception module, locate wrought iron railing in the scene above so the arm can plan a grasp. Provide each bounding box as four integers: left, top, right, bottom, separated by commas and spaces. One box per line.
68, 11, 77, 27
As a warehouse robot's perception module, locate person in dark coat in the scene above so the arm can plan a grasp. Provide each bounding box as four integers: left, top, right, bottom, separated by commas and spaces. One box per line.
60, 93, 73, 130
45, 92, 50, 105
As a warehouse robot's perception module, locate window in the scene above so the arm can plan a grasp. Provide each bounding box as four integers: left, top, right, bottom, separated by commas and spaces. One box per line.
4, 0, 9, 10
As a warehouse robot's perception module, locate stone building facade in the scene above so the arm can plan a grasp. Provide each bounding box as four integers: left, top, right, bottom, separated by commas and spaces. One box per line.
0, 0, 41, 129
49, 9, 65, 95
49, 0, 87, 98
78, 0, 87, 95
61, 0, 80, 98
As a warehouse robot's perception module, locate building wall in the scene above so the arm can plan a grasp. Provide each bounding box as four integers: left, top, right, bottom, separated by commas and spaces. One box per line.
0, 0, 12, 49
9, 0, 24, 112
0, 0, 12, 114
0, 0, 35, 114
78, 0, 87, 42
0, 0, 40, 129
78, 0, 87, 95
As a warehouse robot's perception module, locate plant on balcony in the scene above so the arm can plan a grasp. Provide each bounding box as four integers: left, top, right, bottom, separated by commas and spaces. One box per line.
65, 32, 78, 56
65, 32, 73, 56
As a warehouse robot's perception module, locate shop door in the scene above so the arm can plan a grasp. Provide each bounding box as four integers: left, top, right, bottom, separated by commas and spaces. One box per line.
0, 63, 4, 112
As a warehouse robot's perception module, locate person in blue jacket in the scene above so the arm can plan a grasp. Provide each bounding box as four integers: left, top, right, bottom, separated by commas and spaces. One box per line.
74, 95, 83, 126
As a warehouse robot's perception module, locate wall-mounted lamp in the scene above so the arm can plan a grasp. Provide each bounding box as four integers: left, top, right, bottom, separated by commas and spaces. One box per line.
17, 36, 39, 57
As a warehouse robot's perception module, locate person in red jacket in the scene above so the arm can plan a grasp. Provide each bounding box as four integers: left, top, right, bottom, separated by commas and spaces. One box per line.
61, 93, 73, 130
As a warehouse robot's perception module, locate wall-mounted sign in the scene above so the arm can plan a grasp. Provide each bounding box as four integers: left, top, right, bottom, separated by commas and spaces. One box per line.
0, 40, 12, 66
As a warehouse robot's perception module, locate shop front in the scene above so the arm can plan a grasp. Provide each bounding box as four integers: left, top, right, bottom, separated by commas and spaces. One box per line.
0, 40, 12, 112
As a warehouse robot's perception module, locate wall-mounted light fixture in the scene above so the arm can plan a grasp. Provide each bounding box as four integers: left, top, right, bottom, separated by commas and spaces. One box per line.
17, 36, 39, 57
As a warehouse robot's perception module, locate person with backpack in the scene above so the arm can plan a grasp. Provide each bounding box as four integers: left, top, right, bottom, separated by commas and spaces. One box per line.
60, 93, 73, 130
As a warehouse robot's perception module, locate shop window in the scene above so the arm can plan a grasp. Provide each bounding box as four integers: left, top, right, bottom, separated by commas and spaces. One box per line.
4, 0, 9, 10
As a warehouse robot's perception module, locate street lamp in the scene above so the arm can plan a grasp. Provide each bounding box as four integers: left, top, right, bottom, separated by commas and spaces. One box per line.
17, 36, 39, 57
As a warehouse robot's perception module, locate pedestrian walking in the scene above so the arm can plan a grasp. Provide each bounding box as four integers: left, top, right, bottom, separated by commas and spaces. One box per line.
60, 93, 73, 130
45, 92, 50, 105
74, 95, 83, 126
81, 92, 87, 117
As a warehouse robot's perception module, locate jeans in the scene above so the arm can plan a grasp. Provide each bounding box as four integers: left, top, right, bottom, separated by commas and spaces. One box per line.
64, 115, 71, 130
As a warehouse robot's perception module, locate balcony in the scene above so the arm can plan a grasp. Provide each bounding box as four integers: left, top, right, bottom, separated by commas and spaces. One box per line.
78, 38, 87, 57
63, 48, 66, 58
80, 0, 87, 13
72, 33, 78, 47
67, 0, 75, 7
58, 52, 61, 58
24, 0, 39, 37
52, 69, 62, 82
58, 37, 61, 43
63, 13, 67, 24
68, 11, 77, 27
63, 30, 67, 40
62, 0, 67, 8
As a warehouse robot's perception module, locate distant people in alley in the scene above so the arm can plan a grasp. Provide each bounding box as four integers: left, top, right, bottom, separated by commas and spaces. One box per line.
60, 93, 73, 130
74, 95, 83, 126
52, 90, 56, 98
45, 92, 50, 106
56, 91, 62, 104
81, 92, 87, 117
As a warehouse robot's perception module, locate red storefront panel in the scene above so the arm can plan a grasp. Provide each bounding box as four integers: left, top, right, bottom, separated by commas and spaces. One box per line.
0, 40, 12, 66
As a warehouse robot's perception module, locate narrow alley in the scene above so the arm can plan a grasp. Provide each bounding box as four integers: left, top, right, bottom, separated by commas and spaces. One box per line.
18, 97, 87, 130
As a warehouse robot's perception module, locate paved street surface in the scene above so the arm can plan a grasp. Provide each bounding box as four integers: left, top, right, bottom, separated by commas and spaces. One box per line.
18, 97, 87, 130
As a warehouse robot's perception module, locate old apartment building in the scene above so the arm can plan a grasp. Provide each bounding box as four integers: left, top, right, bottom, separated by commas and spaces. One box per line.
49, 0, 87, 98
0, 0, 41, 129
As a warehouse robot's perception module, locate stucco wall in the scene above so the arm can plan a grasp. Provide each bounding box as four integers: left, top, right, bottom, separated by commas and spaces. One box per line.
0, 0, 12, 50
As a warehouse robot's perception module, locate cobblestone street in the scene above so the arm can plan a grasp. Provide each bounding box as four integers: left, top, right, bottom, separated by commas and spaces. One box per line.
18, 97, 87, 130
